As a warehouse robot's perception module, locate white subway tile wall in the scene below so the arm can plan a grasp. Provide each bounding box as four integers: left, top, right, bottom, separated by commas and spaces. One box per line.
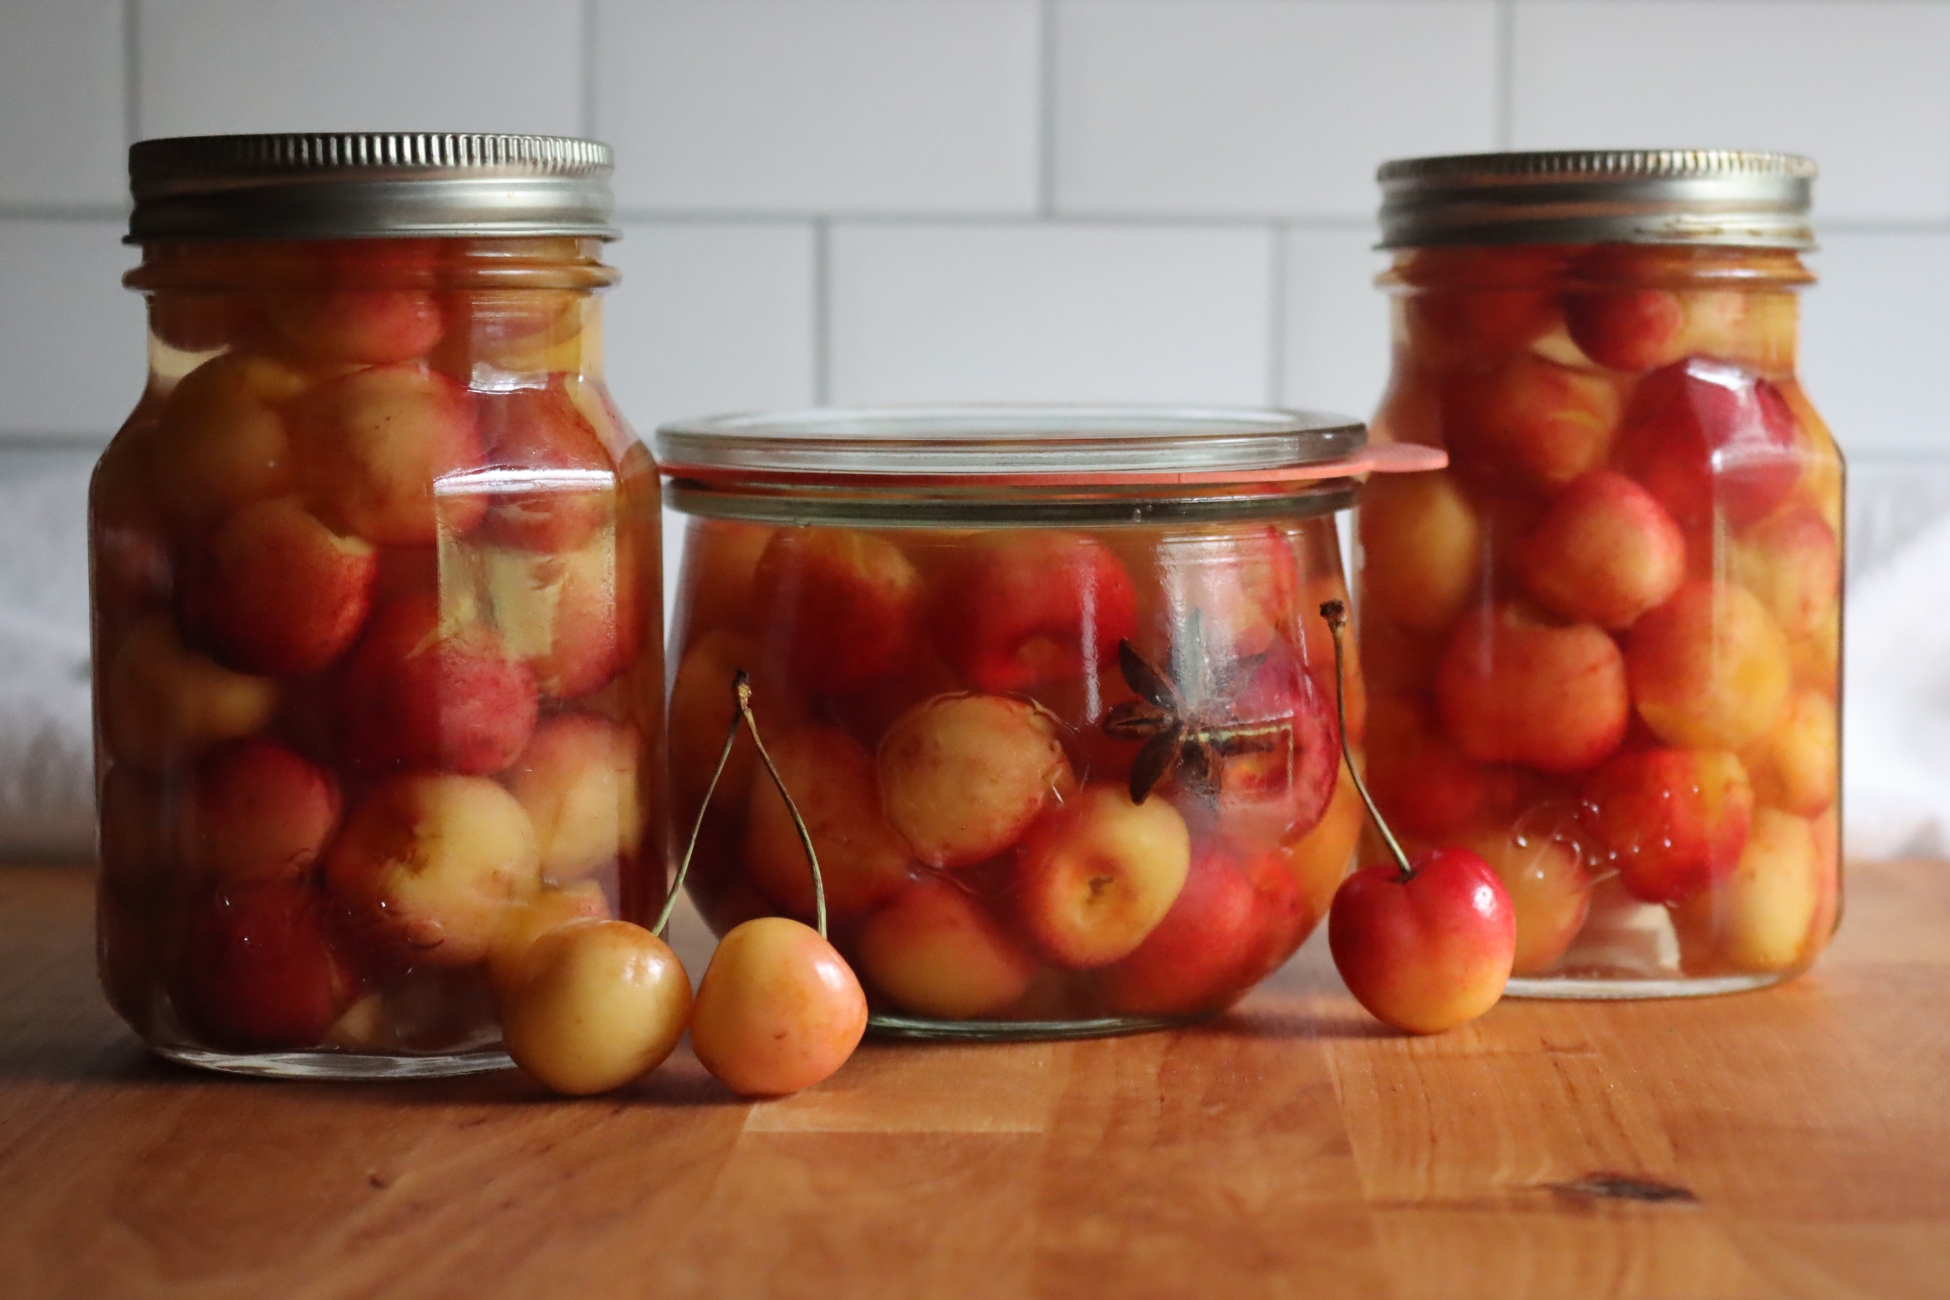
604, 221, 819, 427
1280, 227, 1392, 420
138, 0, 585, 139
0, 221, 143, 438
1055, 0, 1500, 217
0, 0, 1943, 849
597, 0, 1043, 214
2, 0, 1945, 452
830, 223, 1273, 404
0, 2, 127, 209
1510, 1, 1950, 224
1800, 231, 1950, 456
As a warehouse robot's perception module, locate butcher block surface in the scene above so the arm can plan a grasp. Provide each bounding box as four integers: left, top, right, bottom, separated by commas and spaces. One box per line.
0, 859, 1945, 1299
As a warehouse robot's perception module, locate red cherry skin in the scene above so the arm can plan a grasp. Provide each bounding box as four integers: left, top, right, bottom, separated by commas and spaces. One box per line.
1327, 846, 1516, 1034
1616, 358, 1800, 529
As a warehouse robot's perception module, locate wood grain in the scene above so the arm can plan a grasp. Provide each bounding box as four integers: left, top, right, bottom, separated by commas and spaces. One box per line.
0, 860, 1944, 1300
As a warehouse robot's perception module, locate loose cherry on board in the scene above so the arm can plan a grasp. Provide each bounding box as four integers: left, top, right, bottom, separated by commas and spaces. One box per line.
1318, 600, 1517, 1035
677, 672, 868, 1097
500, 917, 691, 1096
502, 671, 865, 1098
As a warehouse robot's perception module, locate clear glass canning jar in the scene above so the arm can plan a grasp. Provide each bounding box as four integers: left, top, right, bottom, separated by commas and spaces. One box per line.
1360, 150, 1842, 996
92, 134, 663, 1077
657, 407, 1439, 1038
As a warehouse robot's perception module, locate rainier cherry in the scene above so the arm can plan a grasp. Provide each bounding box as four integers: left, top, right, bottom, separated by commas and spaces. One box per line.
1319, 600, 1517, 1034
685, 673, 868, 1096
501, 918, 691, 1096
503, 671, 866, 1097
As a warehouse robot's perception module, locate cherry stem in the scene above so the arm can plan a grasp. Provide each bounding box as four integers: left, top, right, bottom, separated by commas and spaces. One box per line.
654, 671, 830, 941
653, 676, 744, 940
736, 674, 829, 940
1319, 599, 1416, 883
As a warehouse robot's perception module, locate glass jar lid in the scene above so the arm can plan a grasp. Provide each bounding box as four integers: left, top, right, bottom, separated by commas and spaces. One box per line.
657, 405, 1442, 527
1377, 149, 1816, 250
655, 405, 1396, 486
127, 133, 617, 243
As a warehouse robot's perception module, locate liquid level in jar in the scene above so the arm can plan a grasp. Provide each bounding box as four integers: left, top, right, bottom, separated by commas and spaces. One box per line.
1362, 243, 1840, 989
92, 238, 662, 1066
668, 515, 1366, 1025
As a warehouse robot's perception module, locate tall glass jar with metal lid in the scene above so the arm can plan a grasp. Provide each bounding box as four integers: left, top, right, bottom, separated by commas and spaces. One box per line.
93, 134, 661, 1077
1359, 151, 1841, 997
656, 407, 1441, 1038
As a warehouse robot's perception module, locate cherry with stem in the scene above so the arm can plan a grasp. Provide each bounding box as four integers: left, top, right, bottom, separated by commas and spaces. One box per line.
681, 670, 868, 1097
1318, 598, 1518, 1035
504, 672, 862, 1098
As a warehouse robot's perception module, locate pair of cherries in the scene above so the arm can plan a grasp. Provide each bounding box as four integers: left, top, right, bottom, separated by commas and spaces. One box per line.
503, 673, 867, 1097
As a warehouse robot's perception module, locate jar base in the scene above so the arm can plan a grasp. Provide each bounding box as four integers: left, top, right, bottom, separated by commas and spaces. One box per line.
152, 1044, 515, 1080
867, 1012, 1202, 1042
1504, 971, 1793, 1001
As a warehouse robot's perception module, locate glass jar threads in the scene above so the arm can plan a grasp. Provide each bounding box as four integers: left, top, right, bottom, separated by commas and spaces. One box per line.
657, 407, 1439, 1038
1361, 150, 1842, 996
93, 134, 662, 1077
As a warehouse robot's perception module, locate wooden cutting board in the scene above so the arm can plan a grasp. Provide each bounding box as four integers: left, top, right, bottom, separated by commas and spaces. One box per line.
0, 858, 1944, 1300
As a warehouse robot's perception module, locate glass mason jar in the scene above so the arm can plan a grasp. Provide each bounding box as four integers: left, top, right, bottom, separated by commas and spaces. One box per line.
1360, 151, 1842, 996
657, 408, 1439, 1038
92, 134, 662, 1077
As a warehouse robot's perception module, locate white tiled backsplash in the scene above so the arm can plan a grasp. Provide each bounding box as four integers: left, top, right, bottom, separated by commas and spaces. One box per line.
2, 0, 1948, 853
4, 0, 1948, 452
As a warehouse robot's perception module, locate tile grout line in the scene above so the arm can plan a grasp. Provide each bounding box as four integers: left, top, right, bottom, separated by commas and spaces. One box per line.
1266, 223, 1287, 409
0, 434, 114, 452
812, 218, 832, 405
123, 0, 142, 147
1494, 0, 1515, 149
607, 209, 1379, 229
580, 0, 600, 141
18, 202, 1945, 235
1038, 0, 1058, 219
0, 204, 132, 222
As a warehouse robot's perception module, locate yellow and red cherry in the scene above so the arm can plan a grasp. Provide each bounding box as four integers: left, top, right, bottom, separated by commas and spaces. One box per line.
673, 670, 868, 1097
334, 593, 538, 775
1434, 599, 1630, 775
929, 530, 1137, 693
1319, 600, 1516, 1034
1097, 843, 1266, 1017
688, 915, 868, 1098
1328, 845, 1516, 1035
1614, 357, 1801, 529
1580, 747, 1754, 904
175, 877, 360, 1050
501, 919, 692, 1097
178, 495, 377, 676
854, 876, 1037, 1020
1515, 470, 1686, 631
750, 525, 923, 693
1011, 782, 1191, 970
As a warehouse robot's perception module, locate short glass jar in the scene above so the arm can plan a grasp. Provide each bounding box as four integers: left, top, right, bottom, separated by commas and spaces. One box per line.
1359, 151, 1842, 996
92, 134, 663, 1077
657, 407, 1437, 1038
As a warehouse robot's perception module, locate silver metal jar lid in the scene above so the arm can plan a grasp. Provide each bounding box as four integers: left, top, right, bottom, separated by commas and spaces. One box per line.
1377, 150, 1816, 250
127, 133, 618, 243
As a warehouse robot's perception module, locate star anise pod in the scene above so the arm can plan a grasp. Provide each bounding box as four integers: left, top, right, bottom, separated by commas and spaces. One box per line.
1101, 612, 1286, 805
